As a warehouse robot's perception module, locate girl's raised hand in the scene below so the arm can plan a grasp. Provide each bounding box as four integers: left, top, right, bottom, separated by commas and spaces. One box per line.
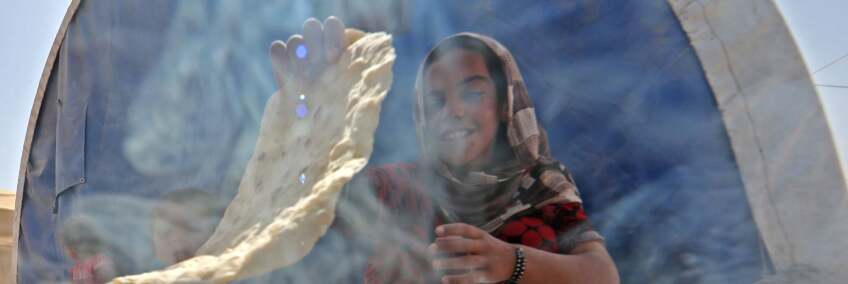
269, 16, 365, 88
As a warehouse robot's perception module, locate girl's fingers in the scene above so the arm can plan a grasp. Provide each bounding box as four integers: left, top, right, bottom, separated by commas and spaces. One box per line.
272, 16, 356, 88
440, 271, 483, 284
269, 40, 287, 88
430, 236, 485, 255
436, 223, 485, 239
302, 18, 325, 73
432, 255, 487, 271
285, 34, 306, 82
323, 16, 345, 62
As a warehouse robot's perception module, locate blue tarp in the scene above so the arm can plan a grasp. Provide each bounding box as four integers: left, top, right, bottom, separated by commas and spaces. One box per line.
17, 1, 763, 283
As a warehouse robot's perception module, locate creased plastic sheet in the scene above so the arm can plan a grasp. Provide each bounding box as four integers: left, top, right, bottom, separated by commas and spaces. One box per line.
113, 32, 395, 283
16, 1, 772, 283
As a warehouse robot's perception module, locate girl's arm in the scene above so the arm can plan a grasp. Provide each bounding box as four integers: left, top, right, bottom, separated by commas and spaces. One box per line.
431, 223, 619, 284
517, 240, 618, 284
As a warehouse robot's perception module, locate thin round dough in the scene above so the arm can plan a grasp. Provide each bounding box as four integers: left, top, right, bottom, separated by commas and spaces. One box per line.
113, 32, 395, 283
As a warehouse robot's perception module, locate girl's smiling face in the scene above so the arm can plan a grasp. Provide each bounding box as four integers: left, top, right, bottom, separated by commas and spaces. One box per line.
423, 49, 506, 170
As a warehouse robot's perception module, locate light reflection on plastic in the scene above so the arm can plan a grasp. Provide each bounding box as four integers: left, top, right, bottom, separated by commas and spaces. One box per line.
296, 94, 308, 118
296, 45, 308, 59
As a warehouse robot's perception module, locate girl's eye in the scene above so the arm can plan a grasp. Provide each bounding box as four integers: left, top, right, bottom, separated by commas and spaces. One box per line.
462, 91, 484, 103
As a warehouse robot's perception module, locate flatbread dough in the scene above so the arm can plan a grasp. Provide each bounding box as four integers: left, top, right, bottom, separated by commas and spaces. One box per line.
113, 32, 395, 283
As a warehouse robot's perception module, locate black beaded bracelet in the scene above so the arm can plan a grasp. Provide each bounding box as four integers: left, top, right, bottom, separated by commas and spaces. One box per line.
508, 247, 525, 284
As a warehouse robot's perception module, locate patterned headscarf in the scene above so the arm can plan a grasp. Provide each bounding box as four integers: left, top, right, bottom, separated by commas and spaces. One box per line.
413, 33, 582, 232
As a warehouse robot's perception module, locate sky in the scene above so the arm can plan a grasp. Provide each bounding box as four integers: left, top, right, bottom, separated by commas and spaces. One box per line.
0, 0, 846, 192
0, 1, 70, 192
774, 0, 848, 178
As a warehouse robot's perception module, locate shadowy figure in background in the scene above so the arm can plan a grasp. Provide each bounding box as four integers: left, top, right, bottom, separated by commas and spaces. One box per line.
151, 188, 227, 266
270, 17, 619, 283
59, 216, 122, 284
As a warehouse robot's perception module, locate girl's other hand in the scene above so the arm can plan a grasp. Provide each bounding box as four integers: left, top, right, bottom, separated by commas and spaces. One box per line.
429, 223, 516, 284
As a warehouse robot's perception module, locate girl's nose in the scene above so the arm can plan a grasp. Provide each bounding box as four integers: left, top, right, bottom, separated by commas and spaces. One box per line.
445, 93, 465, 118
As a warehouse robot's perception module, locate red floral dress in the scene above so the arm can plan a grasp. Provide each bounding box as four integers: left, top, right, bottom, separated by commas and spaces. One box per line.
352, 164, 602, 284
495, 202, 589, 253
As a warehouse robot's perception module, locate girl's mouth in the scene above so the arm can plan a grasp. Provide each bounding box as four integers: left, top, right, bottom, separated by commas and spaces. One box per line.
441, 128, 474, 140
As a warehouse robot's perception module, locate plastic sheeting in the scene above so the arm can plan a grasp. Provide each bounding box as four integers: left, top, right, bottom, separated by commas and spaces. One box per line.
16, 0, 767, 283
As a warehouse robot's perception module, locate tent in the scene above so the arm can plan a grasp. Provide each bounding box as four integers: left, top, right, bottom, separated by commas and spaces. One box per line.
12, 0, 848, 282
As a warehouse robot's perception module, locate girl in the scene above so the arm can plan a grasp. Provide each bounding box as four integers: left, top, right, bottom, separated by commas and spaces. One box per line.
272, 17, 619, 284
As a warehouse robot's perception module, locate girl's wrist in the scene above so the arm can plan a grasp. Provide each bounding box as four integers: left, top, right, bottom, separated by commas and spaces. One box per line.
506, 246, 526, 284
